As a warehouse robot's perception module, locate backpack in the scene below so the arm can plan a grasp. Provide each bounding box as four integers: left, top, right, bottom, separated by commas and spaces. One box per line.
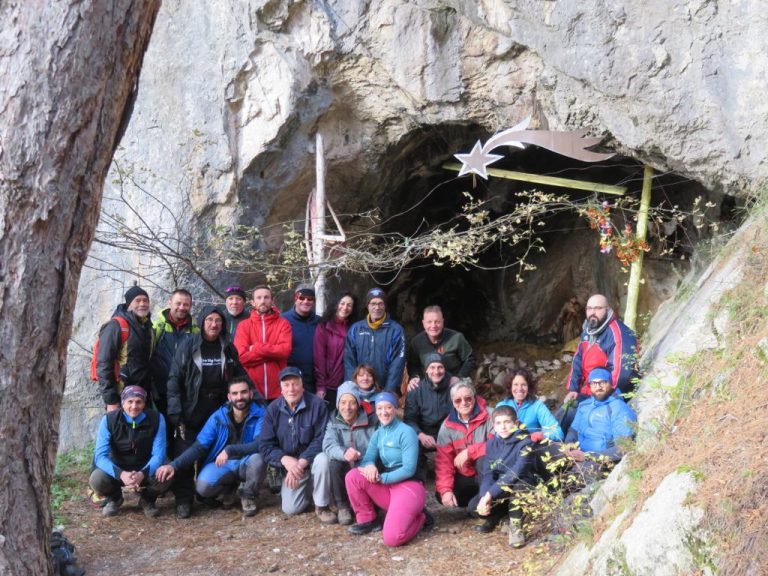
51, 530, 85, 576
90, 316, 130, 382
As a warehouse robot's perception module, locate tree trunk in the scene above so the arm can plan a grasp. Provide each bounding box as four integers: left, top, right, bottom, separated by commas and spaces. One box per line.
0, 2, 160, 573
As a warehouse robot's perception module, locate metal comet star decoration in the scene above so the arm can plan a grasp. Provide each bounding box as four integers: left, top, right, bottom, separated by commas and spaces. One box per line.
454, 117, 615, 179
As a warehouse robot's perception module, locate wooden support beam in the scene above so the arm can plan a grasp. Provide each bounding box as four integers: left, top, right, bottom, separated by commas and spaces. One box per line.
443, 163, 627, 196
624, 165, 653, 330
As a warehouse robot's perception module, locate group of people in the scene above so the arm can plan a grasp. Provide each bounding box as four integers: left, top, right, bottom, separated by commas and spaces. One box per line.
90, 284, 640, 548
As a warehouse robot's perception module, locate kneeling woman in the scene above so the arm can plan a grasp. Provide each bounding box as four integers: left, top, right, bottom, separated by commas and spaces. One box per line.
345, 391, 431, 546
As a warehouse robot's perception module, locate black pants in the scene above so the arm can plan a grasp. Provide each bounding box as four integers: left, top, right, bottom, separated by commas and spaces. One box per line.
328, 459, 352, 509
468, 483, 530, 521
436, 472, 480, 508
89, 469, 171, 502
171, 426, 200, 506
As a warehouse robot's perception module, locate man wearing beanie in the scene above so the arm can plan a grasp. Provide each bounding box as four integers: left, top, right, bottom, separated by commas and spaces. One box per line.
316, 381, 377, 524
89, 386, 171, 517
564, 366, 637, 485
95, 285, 154, 411
220, 284, 250, 340
343, 287, 406, 394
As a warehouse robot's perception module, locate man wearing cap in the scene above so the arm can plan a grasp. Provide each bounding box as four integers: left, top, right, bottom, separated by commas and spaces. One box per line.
157, 377, 267, 517
150, 288, 199, 417
404, 353, 454, 452
407, 305, 476, 384
282, 284, 320, 393
344, 287, 406, 394
564, 294, 640, 404
96, 286, 155, 411
258, 367, 334, 522
318, 381, 377, 525
235, 285, 293, 401
564, 367, 637, 484
89, 386, 171, 517
221, 284, 250, 340
165, 305, 249, 518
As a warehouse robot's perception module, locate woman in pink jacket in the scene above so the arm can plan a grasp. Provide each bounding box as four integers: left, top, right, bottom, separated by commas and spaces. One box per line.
314, 292, 357, 406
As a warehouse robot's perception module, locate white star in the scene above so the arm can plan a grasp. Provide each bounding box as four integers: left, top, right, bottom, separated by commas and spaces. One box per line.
454, 141, 504, 179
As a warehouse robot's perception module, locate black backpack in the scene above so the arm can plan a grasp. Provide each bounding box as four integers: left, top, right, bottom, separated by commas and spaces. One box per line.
51, 530, 85, 576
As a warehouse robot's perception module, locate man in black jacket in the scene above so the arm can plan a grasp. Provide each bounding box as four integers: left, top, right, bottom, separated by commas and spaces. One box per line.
165, 305, 248, 518
96, 286, 154, 412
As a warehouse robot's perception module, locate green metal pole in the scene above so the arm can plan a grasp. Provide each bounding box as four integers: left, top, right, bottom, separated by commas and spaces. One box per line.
624, 166, 653, 330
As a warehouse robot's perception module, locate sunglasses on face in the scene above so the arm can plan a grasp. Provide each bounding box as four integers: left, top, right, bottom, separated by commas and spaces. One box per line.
297, 295, 315, 302
452, 396, 474, 405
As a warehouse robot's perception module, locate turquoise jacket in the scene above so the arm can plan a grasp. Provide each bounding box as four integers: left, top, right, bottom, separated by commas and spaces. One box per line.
497, 398, 564, 441
360, 418, 418, 485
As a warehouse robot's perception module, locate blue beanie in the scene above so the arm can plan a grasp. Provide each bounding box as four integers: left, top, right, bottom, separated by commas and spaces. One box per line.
588, 367, 612, 383
373, 391, 398, 408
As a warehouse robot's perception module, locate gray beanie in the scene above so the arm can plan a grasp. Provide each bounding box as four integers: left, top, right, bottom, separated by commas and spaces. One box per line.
336, 381, 361, 409
423, 353, 444, 368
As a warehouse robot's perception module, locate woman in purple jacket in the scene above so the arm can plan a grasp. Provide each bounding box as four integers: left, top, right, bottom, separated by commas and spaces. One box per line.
314, 292, 358, 406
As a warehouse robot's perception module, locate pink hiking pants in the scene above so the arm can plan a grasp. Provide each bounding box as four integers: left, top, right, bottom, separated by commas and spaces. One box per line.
345, 467, 426, 547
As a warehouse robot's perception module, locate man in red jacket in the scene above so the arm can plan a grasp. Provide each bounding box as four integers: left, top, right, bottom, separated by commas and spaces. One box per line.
234, 286, 292, 401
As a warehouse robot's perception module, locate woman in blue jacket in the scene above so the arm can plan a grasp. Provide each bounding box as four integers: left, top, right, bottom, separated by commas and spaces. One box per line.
344, 392, 432, 546
497, 367, 563, 441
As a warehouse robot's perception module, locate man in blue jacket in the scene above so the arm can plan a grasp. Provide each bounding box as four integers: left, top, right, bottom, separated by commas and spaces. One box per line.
564, 366, 637, 484
259, 367, 334, 522
156, 377, 266, 517
344, 287, 406, 394
282, 283, 320, 393
89, 386, 170, 518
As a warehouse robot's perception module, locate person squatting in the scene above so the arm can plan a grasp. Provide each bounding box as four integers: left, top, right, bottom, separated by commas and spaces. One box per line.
90, 285, 638, 548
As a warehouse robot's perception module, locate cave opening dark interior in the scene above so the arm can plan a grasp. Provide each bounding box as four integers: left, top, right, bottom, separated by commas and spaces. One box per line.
345, 124, 740, 345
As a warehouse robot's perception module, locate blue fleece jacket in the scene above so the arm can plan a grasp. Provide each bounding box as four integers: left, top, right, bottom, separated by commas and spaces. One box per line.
564, 394, 636, 461
360, 418, 419, 485
497, 398, 564, 441
171, 401, 265, 470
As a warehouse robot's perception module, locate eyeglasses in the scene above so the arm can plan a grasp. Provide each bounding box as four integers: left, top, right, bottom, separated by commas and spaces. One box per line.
368, 302, 385, 308
589, 379, 610, 387
452, 396, 474, 405
585, 305, 608, 312
297, 295, 315, 302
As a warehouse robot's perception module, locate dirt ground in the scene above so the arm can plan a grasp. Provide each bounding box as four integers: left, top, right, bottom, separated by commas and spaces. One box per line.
59, 342, 573, 575
60, 479, 569, 576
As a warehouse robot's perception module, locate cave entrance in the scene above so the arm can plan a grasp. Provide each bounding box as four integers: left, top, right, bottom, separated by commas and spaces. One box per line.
351, 123, 737, 349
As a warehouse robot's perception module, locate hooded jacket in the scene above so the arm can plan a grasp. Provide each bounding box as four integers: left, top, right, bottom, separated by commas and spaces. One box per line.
96, 304, 154, 405
171, 401, 266, 470
313, 317, 350, 394
480, 427, 536, 499
166, 305, 249, 428
566, 310, 639, 397
435, 396, 493, 497
344, 315, 406, 393
564, 394, 637, 461
404, 371, 453, 439
234, 306, 292, 400
322, 382, 377, 462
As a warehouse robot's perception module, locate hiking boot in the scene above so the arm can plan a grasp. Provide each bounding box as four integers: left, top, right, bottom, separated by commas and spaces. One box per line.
473, 516, 500, 533
315, 505, 338, 525
241, 497, 258, 517
337, 507, 354, 526
266, 465, 283, 494
139, 497, 160, 518
348, 519, 382, 535
508, 518, 525, 548
102, 496, 123, 517
176, 502, 192, 519
421, 508, 435, 531
220, 489, 237, 510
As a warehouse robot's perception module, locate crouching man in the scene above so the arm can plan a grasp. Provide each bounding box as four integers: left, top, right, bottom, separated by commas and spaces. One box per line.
258, 367, 334, 522
89, 386, 171, 517
156, 377, 267, 517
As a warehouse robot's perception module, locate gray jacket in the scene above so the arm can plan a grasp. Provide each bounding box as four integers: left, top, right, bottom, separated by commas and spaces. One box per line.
322, 407, 378, 463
